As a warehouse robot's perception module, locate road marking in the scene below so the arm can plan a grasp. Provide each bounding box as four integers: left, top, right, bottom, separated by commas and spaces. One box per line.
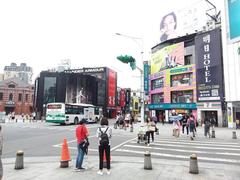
152, 140, 240, 148
115, 149, 240, 164
111, 137, 137, 151
129, 142, 240, 151
124, 144, 240, 156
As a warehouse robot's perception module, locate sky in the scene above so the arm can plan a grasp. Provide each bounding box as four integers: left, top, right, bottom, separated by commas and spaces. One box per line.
0, 0, 223, 91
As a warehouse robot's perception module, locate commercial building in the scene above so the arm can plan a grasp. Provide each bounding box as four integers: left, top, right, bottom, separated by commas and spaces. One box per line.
34, 67, 117, 119
0, 77, 34, 115
4, 63, 33, 84
148, 28, 225, 126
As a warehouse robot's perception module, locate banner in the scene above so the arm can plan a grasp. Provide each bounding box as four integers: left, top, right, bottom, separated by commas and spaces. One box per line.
195, 28, 224, 102
143, 61, 149, 93
107, 69, 116, 107
150, 42, 184, 74
226, 0, 240, 43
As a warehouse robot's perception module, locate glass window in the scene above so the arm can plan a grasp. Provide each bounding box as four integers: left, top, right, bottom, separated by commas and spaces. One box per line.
151, 93, 164, 104
18, 93, 22, 102
171, 90, 193, 103
9, 93, 13, 101
25, 94, 29, 101
0, 92, 3, 101
171, 73, 192, 87
8, 84, 15, 88
151, 78, 164, 90
184, 55, 193, 65
43, 77, 57, 104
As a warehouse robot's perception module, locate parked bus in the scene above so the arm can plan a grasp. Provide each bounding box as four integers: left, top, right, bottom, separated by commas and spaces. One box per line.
46, 102, 102, 125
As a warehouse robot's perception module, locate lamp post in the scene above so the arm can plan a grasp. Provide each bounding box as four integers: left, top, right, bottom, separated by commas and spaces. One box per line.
116, 33, 145, 125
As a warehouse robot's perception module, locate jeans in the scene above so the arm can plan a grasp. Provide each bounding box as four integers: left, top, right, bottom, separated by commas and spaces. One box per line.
99, 145, 110, 170
76, 143, 85, 168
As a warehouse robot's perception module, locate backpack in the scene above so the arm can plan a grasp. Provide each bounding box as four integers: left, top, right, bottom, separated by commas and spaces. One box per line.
189, 119, 195, 128
99, 127, 109, 146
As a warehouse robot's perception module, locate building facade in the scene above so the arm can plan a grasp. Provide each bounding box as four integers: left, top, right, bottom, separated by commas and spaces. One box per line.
4, 63, 33, 84
34, 67, 117, 119
0, 77, 34, 115
148, 28, 225, 126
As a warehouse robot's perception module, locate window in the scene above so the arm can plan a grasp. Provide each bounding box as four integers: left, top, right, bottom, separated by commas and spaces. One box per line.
171, 90, 193, 103
151, 78, 164, 90
18, 93, 22, 102
8, 84, 15, 88
171, 73, 193, 87
184, 55, 193, 65
25, 94, 29, 101
151, 93, 164, 104
9, 93, 13, 101
43, 77, 57, 104
0, 92, 3, 101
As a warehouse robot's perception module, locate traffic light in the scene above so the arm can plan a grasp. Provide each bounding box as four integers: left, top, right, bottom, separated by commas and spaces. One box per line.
117, 55, 136, 70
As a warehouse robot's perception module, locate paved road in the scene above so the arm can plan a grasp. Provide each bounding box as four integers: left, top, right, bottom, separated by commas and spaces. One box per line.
2, 120, 240, 166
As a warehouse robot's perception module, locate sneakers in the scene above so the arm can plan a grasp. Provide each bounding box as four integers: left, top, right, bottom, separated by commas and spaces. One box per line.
107, 170, 111, 175
97, 170, 103, 175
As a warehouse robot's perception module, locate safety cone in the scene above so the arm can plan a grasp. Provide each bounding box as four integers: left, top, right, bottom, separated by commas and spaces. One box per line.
103, 150, 112, 168
60, 138, 71, 168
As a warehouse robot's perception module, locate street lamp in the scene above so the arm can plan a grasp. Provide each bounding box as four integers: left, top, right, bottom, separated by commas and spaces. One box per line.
116, 32, 145, 125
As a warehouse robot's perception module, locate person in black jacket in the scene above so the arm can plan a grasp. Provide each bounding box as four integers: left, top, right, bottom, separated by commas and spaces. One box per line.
181, 114, 189, 135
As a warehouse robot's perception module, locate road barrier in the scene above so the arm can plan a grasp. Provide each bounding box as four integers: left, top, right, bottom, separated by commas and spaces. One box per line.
189, 154, 199, 174
144, 151, 152, 170
232, 131, 237, 139
15, 150, 24, 170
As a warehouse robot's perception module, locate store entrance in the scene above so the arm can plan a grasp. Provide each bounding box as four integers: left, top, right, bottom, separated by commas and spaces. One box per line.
156, 110, 165, 123
202, 111, 218, 127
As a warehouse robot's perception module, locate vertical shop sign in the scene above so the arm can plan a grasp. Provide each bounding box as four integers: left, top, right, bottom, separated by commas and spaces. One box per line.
107, 69, 116, 107
144, 61, 149, 93
195, 28, 224, 102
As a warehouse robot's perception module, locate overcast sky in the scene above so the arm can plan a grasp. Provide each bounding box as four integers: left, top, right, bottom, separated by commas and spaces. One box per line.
0, 0, 223, 90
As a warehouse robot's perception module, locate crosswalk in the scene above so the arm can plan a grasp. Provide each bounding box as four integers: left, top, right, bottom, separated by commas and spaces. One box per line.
115, 137, 240, 165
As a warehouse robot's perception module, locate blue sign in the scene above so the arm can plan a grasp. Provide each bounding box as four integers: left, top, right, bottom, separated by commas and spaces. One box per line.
143, 62, 149, 93
148, 103, 197, 110
227, 0, 240, 42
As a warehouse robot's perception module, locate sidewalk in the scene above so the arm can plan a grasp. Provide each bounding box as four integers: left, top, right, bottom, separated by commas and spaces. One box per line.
3, 155, 240, 180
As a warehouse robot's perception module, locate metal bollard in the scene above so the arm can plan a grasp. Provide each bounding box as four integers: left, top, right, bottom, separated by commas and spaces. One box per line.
189, 154, 199, 174
211, 130, 215, 138
114, 123, 117, 129
156, 128, 159, 135
15, 150, 24, 170
232, 131, 237, 139
124, 125, 127, 131
130, 125, 133, 132
144, 151, 152, 170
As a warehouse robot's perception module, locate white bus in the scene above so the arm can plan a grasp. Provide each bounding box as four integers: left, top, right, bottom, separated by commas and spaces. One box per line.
46, 102, 102, 125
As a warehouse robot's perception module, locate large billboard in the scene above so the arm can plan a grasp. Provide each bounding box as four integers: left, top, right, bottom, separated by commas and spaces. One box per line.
150, 42, 184, 75
226, 0, 240, 43
195, 28, 224, 102
159, 1, 208, 43
107, 69, 117, 107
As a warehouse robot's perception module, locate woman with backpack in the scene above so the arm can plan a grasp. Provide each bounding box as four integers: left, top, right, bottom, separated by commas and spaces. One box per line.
96, 116, 112, 175
187, 114, 196, 140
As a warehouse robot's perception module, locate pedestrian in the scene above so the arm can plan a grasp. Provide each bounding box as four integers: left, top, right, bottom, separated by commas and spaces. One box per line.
204, 116, 211, 138
173, 120, 181, 138
96, 116, 112, 175
75, 119, 89, 170
210, 113, 216, 131
146, 117, 156, 146
187, 115, 196, 140
0, 125, 3, 180
181, 114, 189, 135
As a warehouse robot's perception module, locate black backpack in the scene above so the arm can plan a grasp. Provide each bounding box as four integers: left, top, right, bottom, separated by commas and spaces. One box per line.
99, 127, 109, 146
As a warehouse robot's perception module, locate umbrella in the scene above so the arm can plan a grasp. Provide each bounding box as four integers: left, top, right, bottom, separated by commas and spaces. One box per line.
169, 114, 182, 122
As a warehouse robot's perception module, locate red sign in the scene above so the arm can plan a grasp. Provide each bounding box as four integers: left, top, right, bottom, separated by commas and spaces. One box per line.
108, 69, 116, 107
120, 89, 126, 107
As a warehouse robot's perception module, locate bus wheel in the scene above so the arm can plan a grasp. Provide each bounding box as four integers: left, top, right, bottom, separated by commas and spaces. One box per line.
74, 117, 79, 125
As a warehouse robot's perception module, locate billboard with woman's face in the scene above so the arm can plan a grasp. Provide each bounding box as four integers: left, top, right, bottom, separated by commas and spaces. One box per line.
159, 1, 208, 43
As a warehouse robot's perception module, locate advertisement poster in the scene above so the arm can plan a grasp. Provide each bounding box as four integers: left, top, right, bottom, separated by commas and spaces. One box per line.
107, 69, 116, 107
151, 42, 184, 74
226, 0, 240, 43
195, 28, 224, 102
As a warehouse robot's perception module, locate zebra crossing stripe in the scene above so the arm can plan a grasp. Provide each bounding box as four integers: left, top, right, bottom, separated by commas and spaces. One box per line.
129, 142, 240, 151
124, 144, 240, 156
115, 149, 240, 164
152, 140, 240, 148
